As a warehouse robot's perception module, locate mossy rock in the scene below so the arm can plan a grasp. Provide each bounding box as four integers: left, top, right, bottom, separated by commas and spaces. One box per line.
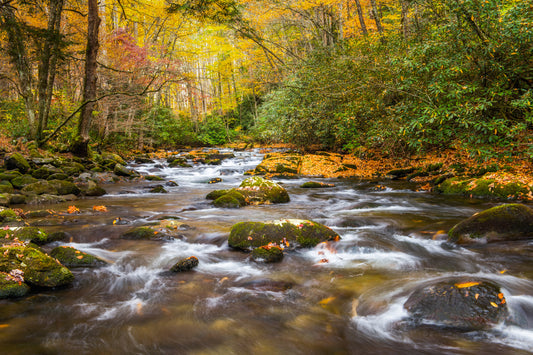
149, 185, 167, 193
84, 180, 107, 197
169, 158, 191, 168
120, 226, 171, 241
404, 279, 508, 330
32, 165, 63, 179
50, 246, 107, 268
10, 227, 51, 245
0, 245, 74, 288
0, 171, 22, 181
206, 189, 230, 200
300, 181, 335, 188
437, 174, 532, 200
47, 173, 70, 181
0, 272, 30, 298
11, 175, 39, 189
385, 167, 416, 179
48, 180, 81, 195
228, 219, 340, 251
4, 153, 31, 174
0, 183, 14, 194
448, 204, 533, 244
21, 180, 58, 195
114, 164, 139, 177
3, 194, 26, 205
251, 246, 284, 263
61, 162, 86, 176
145, 175, 164, 181
213, 194, 241, 209
0, 195, 9, 207
170, 256, 199, 272
134, 156, 155, 164
0, 208, 19, 223
102, 152, 126, 166
236, 177, 290, 204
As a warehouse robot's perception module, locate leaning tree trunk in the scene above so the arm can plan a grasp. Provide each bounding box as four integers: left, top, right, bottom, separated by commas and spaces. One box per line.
72, 0, 101, 157
353, 0, 368, 36
369, 0, 384, 36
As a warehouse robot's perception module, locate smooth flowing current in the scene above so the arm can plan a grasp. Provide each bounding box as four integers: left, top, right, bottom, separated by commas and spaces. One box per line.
1, 149, 532, 354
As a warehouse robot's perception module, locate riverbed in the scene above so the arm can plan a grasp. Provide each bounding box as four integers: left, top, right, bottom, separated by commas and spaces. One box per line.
1, 149, 532, 354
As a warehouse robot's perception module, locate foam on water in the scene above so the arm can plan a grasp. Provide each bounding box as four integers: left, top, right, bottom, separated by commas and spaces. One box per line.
353, 297, 411, 341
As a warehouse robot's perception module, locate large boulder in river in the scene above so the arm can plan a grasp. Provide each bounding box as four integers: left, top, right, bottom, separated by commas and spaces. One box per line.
448, 203, 533, 244
0, 271, 31, 298
207, 177, 289, 208
404, 279, 508, 330
4, 153, 31, 173
0, 245, 73, 288
228, 219, 340, 251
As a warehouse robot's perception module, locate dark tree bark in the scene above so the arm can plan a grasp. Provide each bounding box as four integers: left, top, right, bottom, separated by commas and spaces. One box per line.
73, 0, 101, 157
369, 0, 384, 36
353, 0, 368, 36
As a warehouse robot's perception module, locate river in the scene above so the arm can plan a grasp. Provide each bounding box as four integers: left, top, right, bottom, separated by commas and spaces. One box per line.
1, 148, 532, 354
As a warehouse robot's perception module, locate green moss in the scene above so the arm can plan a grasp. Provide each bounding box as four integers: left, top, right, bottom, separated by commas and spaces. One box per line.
228, 220, 340, 251
145, 175, 164, 181
0, 209, 18, 223
49, 180, 81, 195
252, 246, 284, 263
0, 171, 22, 181
11, 175, 38, 189
448, 203, 533, 244
300, 181, 335, 188
0, 272, 30, 298
238, 177, 290, 204
121, 226, 158, 240
4, 153, 31, 173
0, 182, 14, 194
0, 246, 74, 288
437, 177, 475, 195
12, 227, 50, 245
206, 189, 230, 200
213, 195, 241, 208
21, 181, 58, 195
50, 246, 107, 268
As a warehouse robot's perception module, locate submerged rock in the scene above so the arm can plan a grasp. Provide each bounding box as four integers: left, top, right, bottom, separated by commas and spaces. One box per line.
0, 245, 73, 288
228, 219, 340, 251
114, 164, 139, 177
448, 203, 533, 244
300, 181, 335, 188
50, 246, 107, 268
404, 279, 509, 330
206, 177, 289, 208
170, 256, 199, 272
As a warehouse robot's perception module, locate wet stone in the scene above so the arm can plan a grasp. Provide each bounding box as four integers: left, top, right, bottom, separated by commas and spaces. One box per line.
170, 256, 199, 272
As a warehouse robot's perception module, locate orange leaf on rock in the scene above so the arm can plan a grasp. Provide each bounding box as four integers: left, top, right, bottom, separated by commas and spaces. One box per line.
67, 205, 80, 214
455, 282, 480, 289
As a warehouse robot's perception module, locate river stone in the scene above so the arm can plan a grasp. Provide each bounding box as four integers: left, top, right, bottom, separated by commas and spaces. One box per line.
300, 181, 335, 188
404, 279, 509, 330
50, 246, 107, 268
448, 204, 533, 244
0, 171, 22, 181
170, 256, 199, 272
9, 227, 52, 245
21, 180, 58, 195
149, 185, 167, 193
120, 226, 172, 241
84, 180, 107, 196
31, 165, 63, 179
11, 175, 38, 189
0, 195, 9, 207
0, 245, 74, 288
0, 182, 14, 194
252, 245, 284, 263
60, 162, 86, 176
236, 176, 290, 204
48, 180, 81, 195
134, 156, 155, 164
0, 271, 30, 298
114, 164, 139, 177
228, 219, 340, 251
0, 208, 19, 223
4, 153, 31, 174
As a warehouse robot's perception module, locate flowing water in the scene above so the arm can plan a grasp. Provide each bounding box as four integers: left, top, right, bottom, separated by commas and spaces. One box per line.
1, 149, 533, 354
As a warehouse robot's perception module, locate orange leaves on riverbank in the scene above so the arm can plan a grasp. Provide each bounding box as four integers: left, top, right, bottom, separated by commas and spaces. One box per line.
67, 206, 80, 214
92, 205, 108, 212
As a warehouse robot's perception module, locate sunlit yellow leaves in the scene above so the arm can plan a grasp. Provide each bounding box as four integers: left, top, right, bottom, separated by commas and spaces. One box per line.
93, 205, 108, 212
319, 296, 336, 306
490, 302, 499, 308
67, 206, 80, 214
455, 282, 480, 289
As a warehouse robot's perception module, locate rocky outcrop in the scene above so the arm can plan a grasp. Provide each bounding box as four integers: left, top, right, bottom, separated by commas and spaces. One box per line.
448, 203, 533, 244
228, 219, 340, 251
404, 279, 509, 330
4, 153, 31, 173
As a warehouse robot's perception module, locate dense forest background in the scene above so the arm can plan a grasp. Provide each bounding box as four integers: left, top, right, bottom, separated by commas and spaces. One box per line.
0, 0, 532, 159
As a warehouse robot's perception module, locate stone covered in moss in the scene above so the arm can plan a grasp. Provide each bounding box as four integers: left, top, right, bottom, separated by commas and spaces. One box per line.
169, 158, 191, 168
0, 208, 19, 223
236, 177, 290, 204
84, 180, 107, 196
213, 194, 241, 208
252, 245, 284, 263
437, 173, 533, 200
149, 185, 167, 193
21, 180, 59, 195
49, 180, 81, 195
228, 219, 340, 251
4, 153, 31, 174
448, 203, 533, 244
60, 161, 86, 176
50, 246, 107, 268
144, 175, 164, 181
0, 272, 30, 298
11, 175, 38, 189
206, 189, 230, 200
0, 171, 22, 181
300, 181, 335, 188
31, 165, 63, 179
114, 163, 139, 177
170, 256, 199, 272
0, 245, 73, 288
10, 227, 52, 245
120, 225, 176, 241
404, 279, 508, 330
0, 182, 14, 194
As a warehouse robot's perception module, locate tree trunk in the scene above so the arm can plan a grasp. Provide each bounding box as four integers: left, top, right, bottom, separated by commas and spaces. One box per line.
369, 0, 384, 36
37, 0, 65, 143
400, 0, 410, 39
353, 0, 368, 36
73, 0, 101, 157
